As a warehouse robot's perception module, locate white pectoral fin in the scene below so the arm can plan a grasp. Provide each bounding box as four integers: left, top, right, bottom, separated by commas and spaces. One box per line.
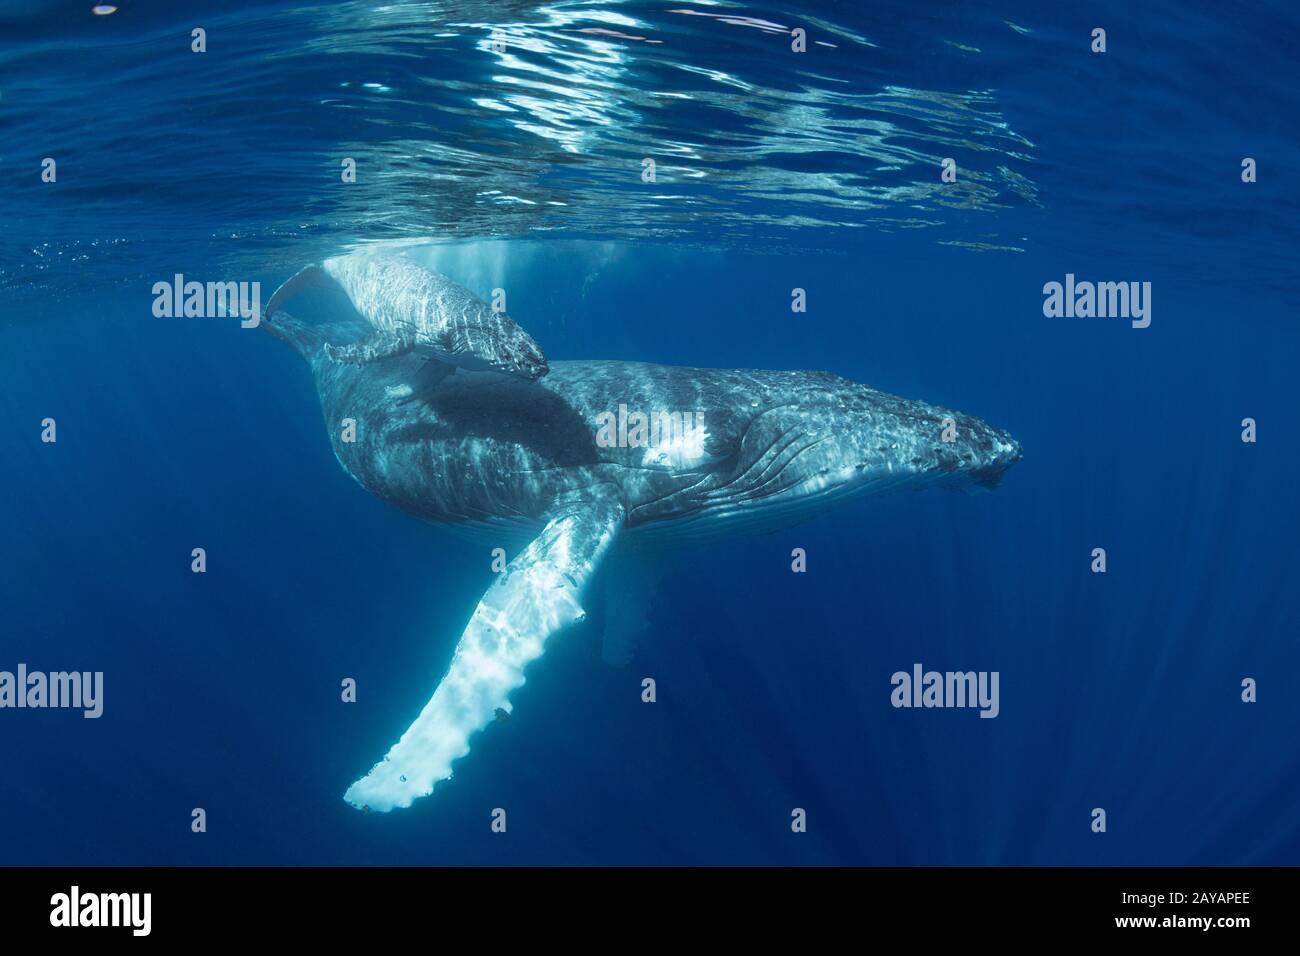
344, 488, 625, 812
324, 331, 415, 365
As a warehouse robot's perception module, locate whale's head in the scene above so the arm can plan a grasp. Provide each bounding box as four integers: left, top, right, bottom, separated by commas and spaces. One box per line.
690, 373, 1021, 531
833, 381, 1023, 492
488, 321, 548, 382
510, 331, 550, 380
452, 318, 548, 381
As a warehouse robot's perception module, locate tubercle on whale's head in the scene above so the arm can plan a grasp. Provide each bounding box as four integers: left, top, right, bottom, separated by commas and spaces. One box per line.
842, 386, 1022, 494
845, 388, 1022, 493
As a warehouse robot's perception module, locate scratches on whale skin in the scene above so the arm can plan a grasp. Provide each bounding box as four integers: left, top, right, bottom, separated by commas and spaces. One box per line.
624, 472, 716, 522
727, 428, 806, 490
726, 438, 835, 505
736, 433, 828, 499
693, 438, 784, 504
707, 432, 833, 505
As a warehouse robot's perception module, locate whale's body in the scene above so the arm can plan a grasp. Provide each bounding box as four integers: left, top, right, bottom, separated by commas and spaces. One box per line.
320, 354, 1019, 542
264, 310, 1021, 812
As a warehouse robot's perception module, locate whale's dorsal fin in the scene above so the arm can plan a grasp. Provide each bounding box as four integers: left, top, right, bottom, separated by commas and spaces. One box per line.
343, 485, 625, 812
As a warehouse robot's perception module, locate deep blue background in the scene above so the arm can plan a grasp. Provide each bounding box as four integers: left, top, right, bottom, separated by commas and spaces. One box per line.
1, 1, 1297, 864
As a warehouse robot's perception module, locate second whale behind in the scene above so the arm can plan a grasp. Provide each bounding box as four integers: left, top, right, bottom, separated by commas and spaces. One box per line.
264, 251, 549, 380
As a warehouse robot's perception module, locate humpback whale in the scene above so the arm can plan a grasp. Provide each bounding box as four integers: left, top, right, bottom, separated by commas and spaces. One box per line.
261, 308, 1021, 812
264, 252, 549, 379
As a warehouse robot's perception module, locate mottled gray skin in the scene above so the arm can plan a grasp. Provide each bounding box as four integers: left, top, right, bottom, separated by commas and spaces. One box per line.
266, 314, 1021, 542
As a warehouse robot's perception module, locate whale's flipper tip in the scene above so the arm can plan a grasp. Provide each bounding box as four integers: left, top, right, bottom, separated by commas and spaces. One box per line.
343, 765, 429, 813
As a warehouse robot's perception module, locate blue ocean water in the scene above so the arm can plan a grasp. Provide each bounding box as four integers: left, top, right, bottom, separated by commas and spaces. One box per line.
1, 0, 1298, 865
